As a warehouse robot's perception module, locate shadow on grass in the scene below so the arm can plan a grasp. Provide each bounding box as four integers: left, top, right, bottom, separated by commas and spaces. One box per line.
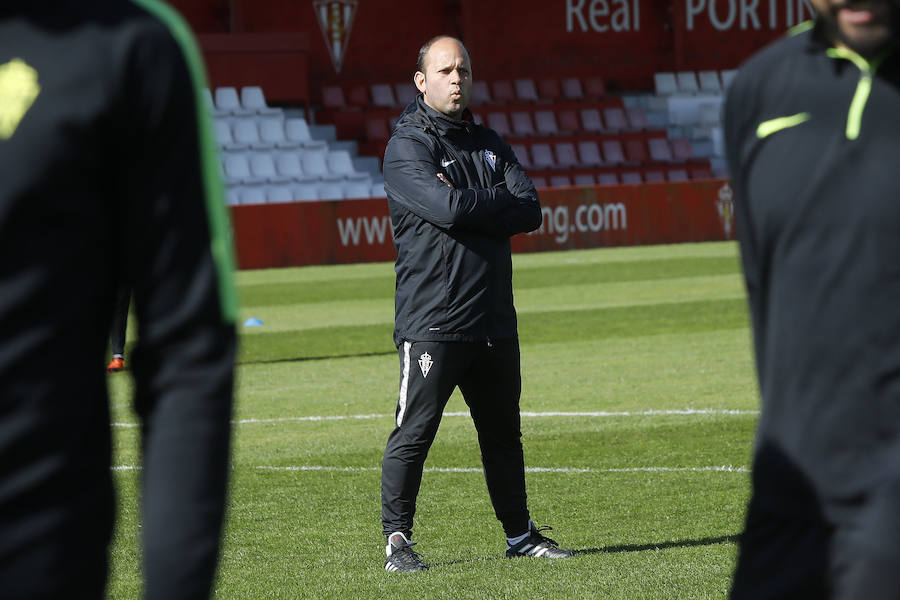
429, 533, 741, 567
576, 533, 741, 555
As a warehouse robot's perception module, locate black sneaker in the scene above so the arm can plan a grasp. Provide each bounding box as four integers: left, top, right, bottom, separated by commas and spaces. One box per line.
384, 531, 428, 572
506, 524, 575, 559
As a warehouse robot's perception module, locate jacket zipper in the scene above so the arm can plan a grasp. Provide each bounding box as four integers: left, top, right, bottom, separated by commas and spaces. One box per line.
825, 45, 892, 140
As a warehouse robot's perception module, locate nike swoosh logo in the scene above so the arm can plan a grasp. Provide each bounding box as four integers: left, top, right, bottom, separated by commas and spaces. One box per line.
441, 158, 456, 167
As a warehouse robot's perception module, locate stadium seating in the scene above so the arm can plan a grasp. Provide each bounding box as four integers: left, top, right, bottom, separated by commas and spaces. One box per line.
561, 77, 584, 100
346, 84, 369, 108
577, 141, 604, 167
251, 153, 292, 183
601, 140, 627, 165
645, 170, 666, 183
240, 186, 267, 204
233, 119, 273, 150
534, 110, 560, 136
204, 88, 229, 117
266, 185, 294, 203
293, 183, 319, 201
215, 87, 255, 116
583, 76, 606, 99
648, 137, 675, 163
275, 152, 318, 182
698, 70, 722, 93
537, 78, 561, 102
555, 143, 579, 169
603, 107, 628, 132
365, 117, 392, 142
511, 144, 532, 169
317, 182, 345, 200
259, 118, 299, 149
470, 81, 493, 105
370, 83, 397, 108
580, 108, 604, 133
394, 83, 417, 106
491, 80, 516, 104
624, 139, 648, 164
211, 68, 724, 206
514, 78, 540, 103
241, 86, 282, 115
557, 109, 580, 134
321, 85, 347, 109
327, 150, 370, 181
668, 168, 690, 181
653, 72, 678, 96
530, 143, 556, 169
487, 112, 512, 137
302, 148, 343, 182
343, 180, 373, 199
621, 171, 643, 184
573, 173, 595, 186
596, 172, 618, 185
720, 69, 738, 90
676, 71, 700, 94
511, 112, 536, 137
284, 118, 327, 149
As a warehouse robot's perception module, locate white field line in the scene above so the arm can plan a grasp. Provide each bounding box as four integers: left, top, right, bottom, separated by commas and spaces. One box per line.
253, 465, 749, 474
111, 408, 758, 428
112, 465, 749, 473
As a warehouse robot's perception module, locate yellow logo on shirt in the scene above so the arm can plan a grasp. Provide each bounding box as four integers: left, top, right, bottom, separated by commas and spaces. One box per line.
0, 58, 41, 140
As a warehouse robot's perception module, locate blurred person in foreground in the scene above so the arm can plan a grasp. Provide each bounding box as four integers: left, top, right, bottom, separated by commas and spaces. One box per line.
379, 35, 574, 573
725, 0, 900, 597
106, 286, 130, 372
0, 1, 237, 598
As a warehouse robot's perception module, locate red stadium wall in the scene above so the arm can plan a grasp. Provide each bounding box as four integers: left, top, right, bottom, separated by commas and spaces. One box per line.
229, 179, 737, 269
171, 0, 810, 101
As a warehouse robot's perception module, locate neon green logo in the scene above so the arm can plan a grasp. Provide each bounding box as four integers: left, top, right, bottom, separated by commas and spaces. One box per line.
756, 112, 811, 139
0, 58, 41, 140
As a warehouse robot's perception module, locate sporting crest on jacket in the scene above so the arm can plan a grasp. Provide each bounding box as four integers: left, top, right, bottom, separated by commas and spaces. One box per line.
313, 0, 358, 74
418, 352, 433, 378
0, 58, 40, 140
484, 150, 497, 170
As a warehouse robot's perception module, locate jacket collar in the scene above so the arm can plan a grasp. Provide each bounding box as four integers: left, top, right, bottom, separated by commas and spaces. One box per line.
397, 94, 475, 136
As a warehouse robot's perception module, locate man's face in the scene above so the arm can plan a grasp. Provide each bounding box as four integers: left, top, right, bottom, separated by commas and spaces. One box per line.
810, 0, 899, 58
414, 38, 472, 119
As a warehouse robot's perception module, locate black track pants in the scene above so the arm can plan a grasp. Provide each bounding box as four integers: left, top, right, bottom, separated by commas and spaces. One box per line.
381, 338, 530, 538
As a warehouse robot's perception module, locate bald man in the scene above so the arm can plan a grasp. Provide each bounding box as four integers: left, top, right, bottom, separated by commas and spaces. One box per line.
379, 35, 574, 573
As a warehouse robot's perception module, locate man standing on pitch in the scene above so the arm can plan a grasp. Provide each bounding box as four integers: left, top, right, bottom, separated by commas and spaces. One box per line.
725, 0, 900, 596
380, 35, 574, 573
0, 2, 236, 598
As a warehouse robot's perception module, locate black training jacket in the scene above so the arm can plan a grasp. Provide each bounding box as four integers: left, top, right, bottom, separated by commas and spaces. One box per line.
725, 21, 900, 521
0, 2, 236, 598
384, 96, 542, 345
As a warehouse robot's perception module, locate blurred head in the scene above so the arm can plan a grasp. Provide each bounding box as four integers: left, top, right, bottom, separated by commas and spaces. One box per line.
414, 36, 472, 119
810, 0, 900, 58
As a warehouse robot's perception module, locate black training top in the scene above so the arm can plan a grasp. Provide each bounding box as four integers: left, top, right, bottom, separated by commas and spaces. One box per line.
725, 21, 900, 520
385, 95, 542, 346
0, 1, 236, 598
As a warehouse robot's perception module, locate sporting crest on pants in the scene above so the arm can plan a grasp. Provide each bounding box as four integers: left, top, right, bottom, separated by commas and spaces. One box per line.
418, 352, 433, 378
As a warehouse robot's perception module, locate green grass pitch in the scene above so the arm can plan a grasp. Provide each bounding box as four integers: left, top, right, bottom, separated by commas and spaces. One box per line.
106, 241, 759, 599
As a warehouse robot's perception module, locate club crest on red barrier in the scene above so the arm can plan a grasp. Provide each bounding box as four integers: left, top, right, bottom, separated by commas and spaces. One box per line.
313, 0, 358, 73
